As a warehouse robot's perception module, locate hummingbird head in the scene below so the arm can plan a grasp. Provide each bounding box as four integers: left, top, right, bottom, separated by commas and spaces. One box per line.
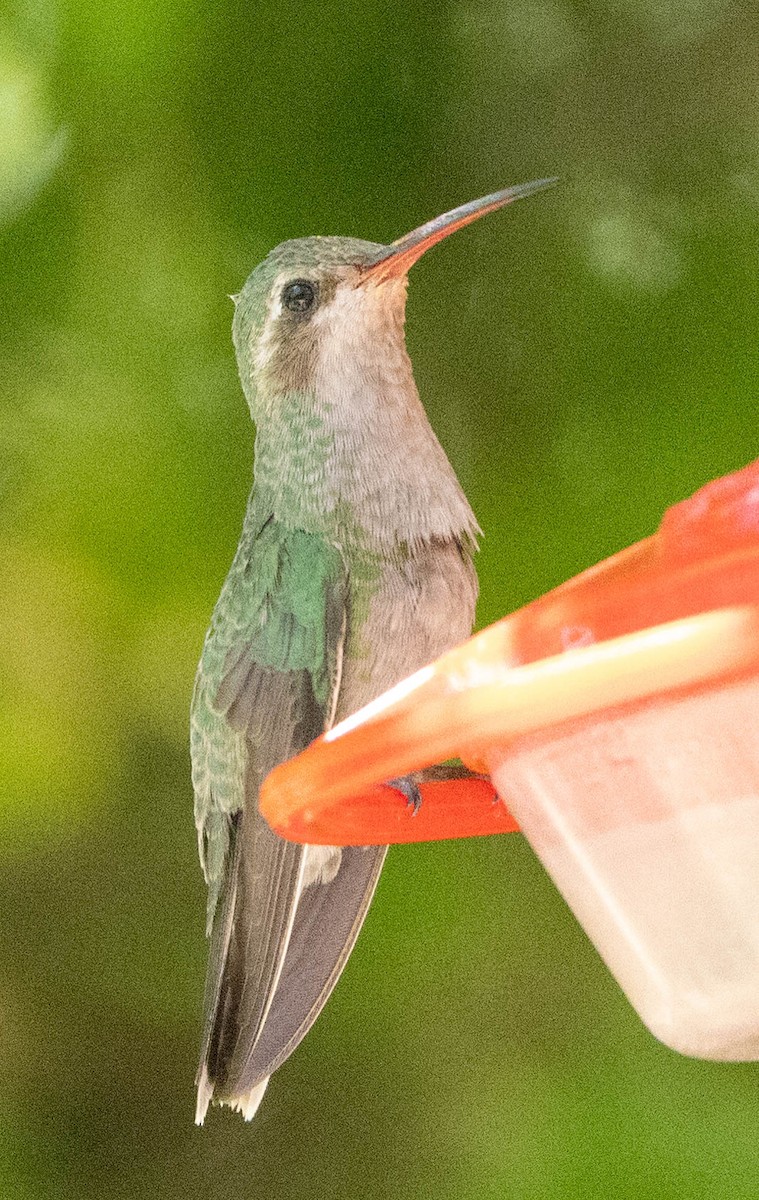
232, 235, 405, 420
231, 178, 557, 422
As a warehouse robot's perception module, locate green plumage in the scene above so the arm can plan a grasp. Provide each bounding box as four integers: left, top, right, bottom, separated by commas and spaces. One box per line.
191, 227, 480, 1123
191, 230, 480, 1124
191, 502, 346, 926
190, 182, 551, 1121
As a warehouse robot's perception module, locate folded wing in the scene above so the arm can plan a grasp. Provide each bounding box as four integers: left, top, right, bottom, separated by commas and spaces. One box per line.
191, 512, 385, 1122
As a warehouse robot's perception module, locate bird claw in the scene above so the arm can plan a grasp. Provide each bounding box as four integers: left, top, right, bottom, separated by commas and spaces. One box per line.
387, 776, 423, 816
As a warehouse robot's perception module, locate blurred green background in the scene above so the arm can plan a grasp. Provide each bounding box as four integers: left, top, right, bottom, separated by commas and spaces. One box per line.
2, 0, 759, 1196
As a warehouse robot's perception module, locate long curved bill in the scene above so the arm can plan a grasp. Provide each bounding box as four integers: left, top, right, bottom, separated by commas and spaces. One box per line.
360, 177, 558, 283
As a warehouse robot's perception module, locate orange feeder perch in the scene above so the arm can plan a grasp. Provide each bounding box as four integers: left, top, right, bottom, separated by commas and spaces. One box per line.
260, 458, 759, 1061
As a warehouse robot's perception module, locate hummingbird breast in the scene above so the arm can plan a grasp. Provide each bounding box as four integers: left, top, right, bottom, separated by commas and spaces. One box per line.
335, 536, 478, 719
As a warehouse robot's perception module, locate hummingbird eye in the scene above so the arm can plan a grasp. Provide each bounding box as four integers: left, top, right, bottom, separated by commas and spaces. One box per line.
282, 279, 317, 314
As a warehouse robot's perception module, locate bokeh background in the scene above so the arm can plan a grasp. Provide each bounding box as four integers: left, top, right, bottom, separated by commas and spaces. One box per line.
3, 0, 759, 1196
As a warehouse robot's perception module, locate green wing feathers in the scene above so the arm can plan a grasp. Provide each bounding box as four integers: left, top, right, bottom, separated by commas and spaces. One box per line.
190, 511, 347, 927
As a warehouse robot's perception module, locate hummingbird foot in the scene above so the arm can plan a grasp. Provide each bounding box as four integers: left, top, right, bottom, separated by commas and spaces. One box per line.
386, 763, 491, 817
387, 775, 423, 816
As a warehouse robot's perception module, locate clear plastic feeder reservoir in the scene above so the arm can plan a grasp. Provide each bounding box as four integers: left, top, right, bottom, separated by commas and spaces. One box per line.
488, 669, 759, 1059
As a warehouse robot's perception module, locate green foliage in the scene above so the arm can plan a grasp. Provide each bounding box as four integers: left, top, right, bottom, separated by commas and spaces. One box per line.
2, 0, 759, 1195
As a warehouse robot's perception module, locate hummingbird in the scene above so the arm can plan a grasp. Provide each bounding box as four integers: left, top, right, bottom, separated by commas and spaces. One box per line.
191, 179, 555, 1124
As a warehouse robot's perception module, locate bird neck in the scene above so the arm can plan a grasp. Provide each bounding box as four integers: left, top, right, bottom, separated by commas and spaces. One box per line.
250, 362, 479, 555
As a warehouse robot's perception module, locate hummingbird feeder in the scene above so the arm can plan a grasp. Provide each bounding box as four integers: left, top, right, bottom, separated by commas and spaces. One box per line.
260, 458, 759, 1062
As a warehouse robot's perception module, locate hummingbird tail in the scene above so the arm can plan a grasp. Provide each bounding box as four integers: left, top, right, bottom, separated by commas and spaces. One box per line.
194, 1064, 213, 1126
195, 1065, 269, 1125
228, 1078, 270, 1121
196, 806, 387, 1120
